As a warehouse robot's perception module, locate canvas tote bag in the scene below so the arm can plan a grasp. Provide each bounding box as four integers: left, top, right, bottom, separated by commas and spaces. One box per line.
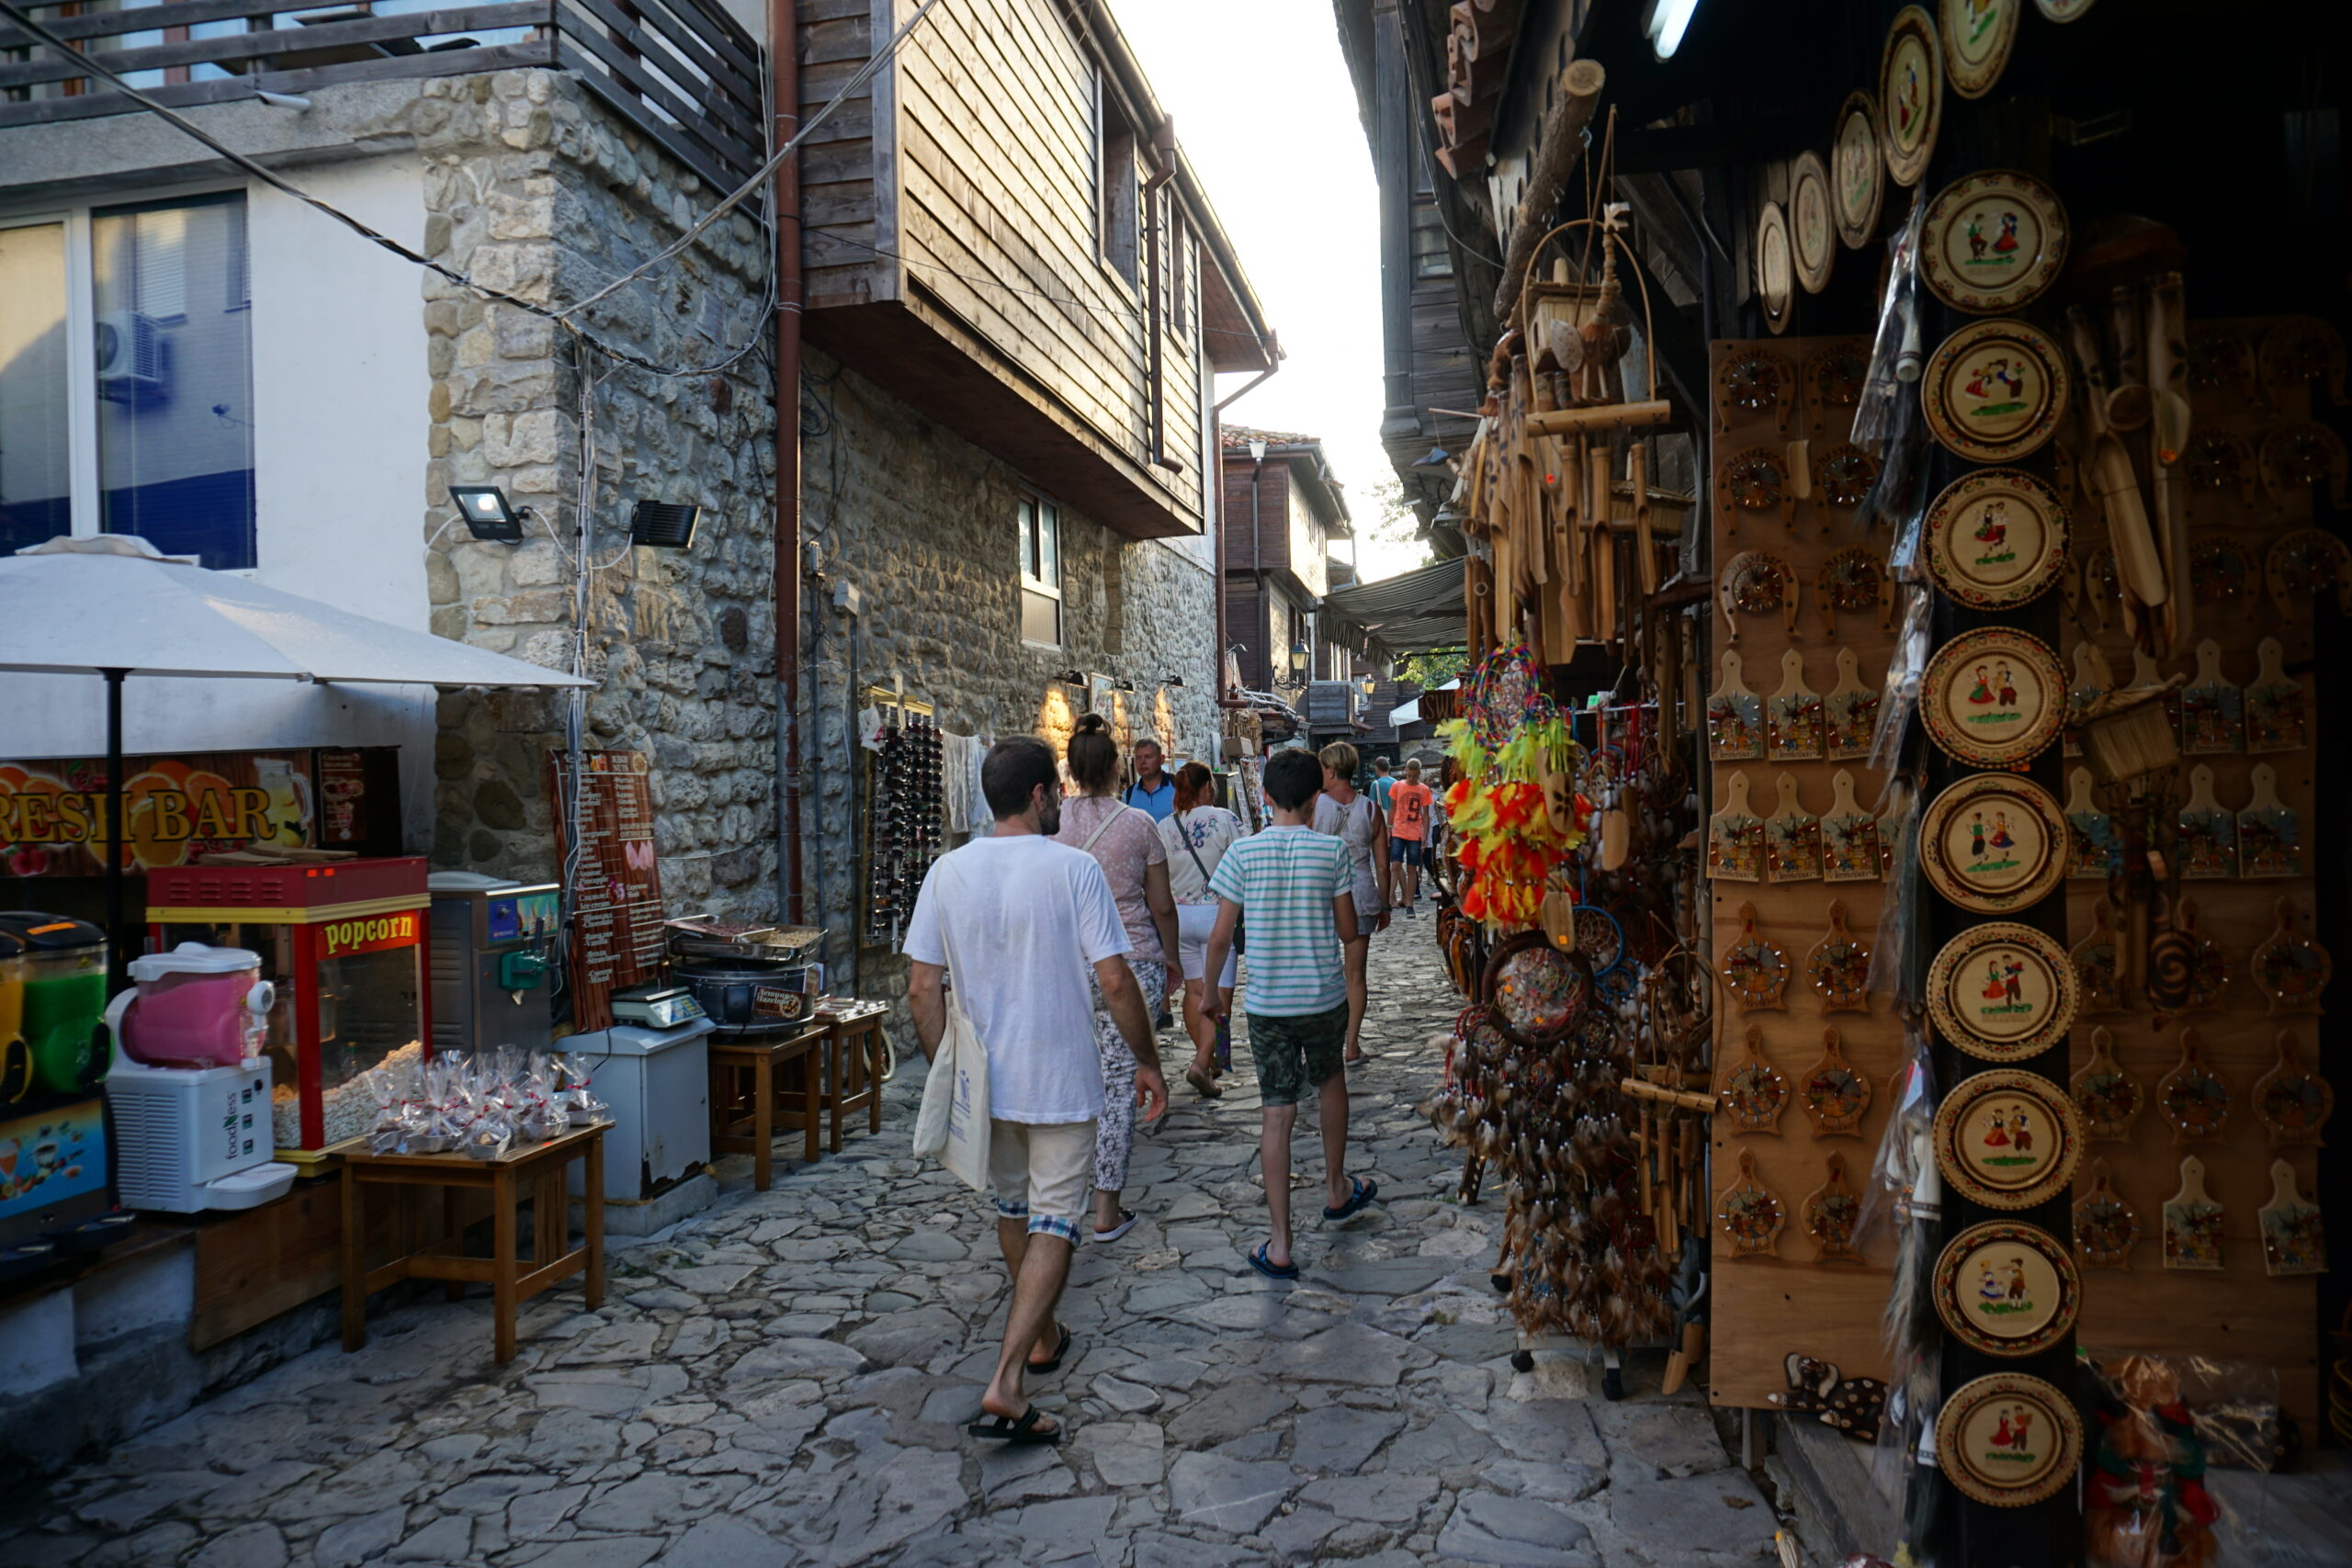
912, 861, 992, 1190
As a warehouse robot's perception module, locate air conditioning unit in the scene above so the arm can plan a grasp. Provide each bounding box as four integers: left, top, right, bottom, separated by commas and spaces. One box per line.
96, 310, 165, 402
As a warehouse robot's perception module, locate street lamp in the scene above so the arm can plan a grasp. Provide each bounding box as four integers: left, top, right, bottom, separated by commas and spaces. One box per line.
1288, 640, 1309, 678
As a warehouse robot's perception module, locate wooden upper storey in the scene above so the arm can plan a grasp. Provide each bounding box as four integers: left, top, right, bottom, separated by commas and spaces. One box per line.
1219, 434, 1351, 601
797, 0, 1275, 541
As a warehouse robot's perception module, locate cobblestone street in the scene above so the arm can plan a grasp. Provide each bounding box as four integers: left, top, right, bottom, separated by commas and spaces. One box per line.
4, 924, 1775, 1568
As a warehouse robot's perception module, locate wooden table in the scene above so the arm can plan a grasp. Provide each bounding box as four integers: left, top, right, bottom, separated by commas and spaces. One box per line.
340, 1123, 605, 1365
707, 1022, 825, 1191
819, 1003, 892, 1152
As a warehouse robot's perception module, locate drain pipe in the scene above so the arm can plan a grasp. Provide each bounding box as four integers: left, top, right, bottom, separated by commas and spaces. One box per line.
770, 0, 806, 925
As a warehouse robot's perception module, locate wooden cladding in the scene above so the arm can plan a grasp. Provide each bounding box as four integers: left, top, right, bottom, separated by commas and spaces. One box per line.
0, 0, 763, 197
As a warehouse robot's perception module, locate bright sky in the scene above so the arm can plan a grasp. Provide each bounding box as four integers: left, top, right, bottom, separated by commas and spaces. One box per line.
1107, 0, 1430, 583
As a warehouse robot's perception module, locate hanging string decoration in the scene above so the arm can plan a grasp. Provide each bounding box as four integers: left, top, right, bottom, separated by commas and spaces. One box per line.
1443, 643, 1593, 928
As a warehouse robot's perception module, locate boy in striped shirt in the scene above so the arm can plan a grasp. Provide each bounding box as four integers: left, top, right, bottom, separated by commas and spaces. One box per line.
1200, 749, 1380, 1280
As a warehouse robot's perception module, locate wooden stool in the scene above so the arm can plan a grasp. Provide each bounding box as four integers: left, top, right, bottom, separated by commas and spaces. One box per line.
707, 1024, 825, 1190
340, 1123, 605, 1365
820, 1004, 891, 1152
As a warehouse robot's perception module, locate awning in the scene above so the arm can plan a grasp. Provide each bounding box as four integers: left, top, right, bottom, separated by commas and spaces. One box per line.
1387, 677, 1457, 728
1320, 558, 1467, 656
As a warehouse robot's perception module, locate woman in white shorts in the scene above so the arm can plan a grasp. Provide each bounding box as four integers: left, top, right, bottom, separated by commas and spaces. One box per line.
1311, 741, 1389, 1065
1158, 761, 1243, 1099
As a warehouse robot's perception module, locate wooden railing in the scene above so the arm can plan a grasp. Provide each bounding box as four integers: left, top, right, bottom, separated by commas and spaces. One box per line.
0, 0, 764, 194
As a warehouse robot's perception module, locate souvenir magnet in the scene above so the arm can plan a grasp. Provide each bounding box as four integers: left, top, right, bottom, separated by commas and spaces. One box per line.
2070, 899, 2126, 1017
1920, 318, 2071, 463
2236, 763, 2303, 879
1933, 1219, 2079, 1359
2187, 326, 2257, 404
1807, 338, 1871, 427
1800, 1025, 1872, 1136
1764, 773, 1823, 884
1720, 1023, 1790, 1134
2074, 1158, 2138, 1269
1832, 93, 1885, 250
2254, 1028, 2333, 1149
1717, 448, 1795, 532
1719, 550, 1798, 641
1923, 468, 2069, 609
2177, 640, 2244, 755
2160, 1155, 2224, 1271
1708, 770, 1765, 883
1721, 900, 1792, 1011
2258, 315, 2347, 405
1707, 650, 1765, 761
1927, 921, 2078, 1062
2070, 1026, 2143, 1142
2174, 898, 2229, 1013
2064, 768, 2119, 882
2175, 764, 2238, 880
2266, 525, 2352, 621
1791, 152, 1836, 294
2156, 1028, 2232, 1145
1766, 649, 1824, 762
1919, 626, 2068, 768
2188, 528, 2255, 606
1824, 649, 1881, 761
1919, 772, 2066, 915
2257, 428, 2351, 511
2258, 1160, 2327, 1277
1936, 1372, 2083, 1509
1716, 348, 1797, 434
1933, 1068, 2083, 1212
1919, 167, 2065, 311
2244, 637, 2307, 753
1803, 1152, 1865, 1262
2184, 435, 2257, 512
1820, 770, 1884, 884
1813, 443, 1880, 517
1806, 902, 1871, 1013
1819, 547, 1892, 635
1716, 1149, 1786, 1258
1878, 7, 1943, 187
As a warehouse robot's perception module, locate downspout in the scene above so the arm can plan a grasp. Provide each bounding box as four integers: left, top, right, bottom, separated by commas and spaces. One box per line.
770, 0, 806, 924
1144, 118, 1179, 472
1210, 341, 1279, 708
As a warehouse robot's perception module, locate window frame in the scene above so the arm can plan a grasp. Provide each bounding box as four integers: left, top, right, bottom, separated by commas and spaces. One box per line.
1018, 491, 1064, 649
1091, 70, 1141, 295
0, 177, 256, 569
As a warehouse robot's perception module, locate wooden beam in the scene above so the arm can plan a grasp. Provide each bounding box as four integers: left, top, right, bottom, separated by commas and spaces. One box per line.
1489, 56, 1607, 323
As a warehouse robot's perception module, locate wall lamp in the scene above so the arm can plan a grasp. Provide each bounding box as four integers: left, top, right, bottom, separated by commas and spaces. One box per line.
1049, 669, 1085, 685
1113, 677, 1136, 693
629, 500, 699, 549
1163, 674, 1185, 688
448, 484, 529, 544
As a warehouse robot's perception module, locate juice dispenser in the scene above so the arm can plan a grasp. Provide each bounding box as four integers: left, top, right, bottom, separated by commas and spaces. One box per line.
0, 928, 28, 1101
426, 873, 559, 1054
145, 858, 429, 1159
0, 914, 109, 1093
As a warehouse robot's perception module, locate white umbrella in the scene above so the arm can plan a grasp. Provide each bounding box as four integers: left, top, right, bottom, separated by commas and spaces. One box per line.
0, 537, 589, 977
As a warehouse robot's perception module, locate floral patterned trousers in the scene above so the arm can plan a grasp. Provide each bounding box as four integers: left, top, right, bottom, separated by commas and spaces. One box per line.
1090, 955, 1162, 1195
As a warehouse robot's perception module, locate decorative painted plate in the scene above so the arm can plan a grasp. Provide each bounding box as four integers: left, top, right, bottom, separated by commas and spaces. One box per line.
1757, 201, 1794, 334
1924, 468, 2068, 608
1928, 921, 2078, 1062
1920, 170, 2068, 314
1936, 1372, 2086, 1507
1933, 1068, 2084, 1211
1920, 773, 2067, 915
1833, 93, 1886, 250
1941, 0, 2019, 97
1934, 1220, 2080, 1358
1791, 152, 1836, 293
2034, 0, 2096, 18
1919, 626, 2067, 767
1920, 319, 2071, 462
1878, 6, 1943, 188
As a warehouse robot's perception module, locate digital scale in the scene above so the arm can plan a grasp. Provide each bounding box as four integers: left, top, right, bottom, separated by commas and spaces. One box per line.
610, 986, 705, 1029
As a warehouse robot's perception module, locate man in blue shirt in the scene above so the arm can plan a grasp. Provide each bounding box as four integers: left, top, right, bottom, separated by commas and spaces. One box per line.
1368, 756, 1396, 818
1121, 737, 1176, 821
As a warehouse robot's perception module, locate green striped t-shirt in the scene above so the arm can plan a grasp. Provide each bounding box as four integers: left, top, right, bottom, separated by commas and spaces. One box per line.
1207, 825, 1351, 1017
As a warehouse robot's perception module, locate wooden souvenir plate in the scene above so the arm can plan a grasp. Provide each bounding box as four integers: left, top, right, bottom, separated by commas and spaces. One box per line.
1833, 93, 1885, 250
1920, 773, 2067, 915
2034, 0, 2096, 18
1919, 626, 2067, 766
1928, 921, 2078, 1061
1941, 0, 2019, 98
1920, 319, 2071, 462
1756, 201, 1794, 334
1924, 468, 2068, 608
1933, 1220, 2080, 1358
1878, 6, 1943, 187
1791, 152, 1836, 293
1932, 1068, 2084, 1211
1919, 171, 2068, 314
1484, 932, 1589, 1048
1935, 1372, 2085, 1507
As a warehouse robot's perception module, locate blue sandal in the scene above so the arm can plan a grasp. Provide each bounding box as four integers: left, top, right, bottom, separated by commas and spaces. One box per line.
1323, 1178, 1379, 1222
1249, 1242, 1299, 1280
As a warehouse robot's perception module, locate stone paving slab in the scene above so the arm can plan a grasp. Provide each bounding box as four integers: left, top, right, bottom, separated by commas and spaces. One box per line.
1, 924, 1787, 1566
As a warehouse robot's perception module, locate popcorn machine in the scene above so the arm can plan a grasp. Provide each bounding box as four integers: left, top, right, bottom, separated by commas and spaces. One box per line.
145, 857, 430, 1158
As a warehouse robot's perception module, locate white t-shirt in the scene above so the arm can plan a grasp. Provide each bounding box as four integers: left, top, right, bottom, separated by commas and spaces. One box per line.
1158, 806, 1244, 904
902, 834, 1132, 1123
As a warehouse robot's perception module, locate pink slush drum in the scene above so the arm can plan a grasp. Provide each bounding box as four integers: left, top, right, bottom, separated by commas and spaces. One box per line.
112, 944, 275, 1069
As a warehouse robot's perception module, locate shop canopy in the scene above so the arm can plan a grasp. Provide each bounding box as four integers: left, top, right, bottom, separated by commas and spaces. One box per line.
1321, 557, 1468, 657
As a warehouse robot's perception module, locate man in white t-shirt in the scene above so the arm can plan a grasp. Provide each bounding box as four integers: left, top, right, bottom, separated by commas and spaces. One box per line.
906, 735, 1168, 1448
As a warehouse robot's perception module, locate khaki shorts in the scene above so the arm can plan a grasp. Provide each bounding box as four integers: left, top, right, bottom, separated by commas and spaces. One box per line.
988, 1118, 1095, 1245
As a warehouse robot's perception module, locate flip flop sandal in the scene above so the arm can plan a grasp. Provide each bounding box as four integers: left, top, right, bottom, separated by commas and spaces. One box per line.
1323, 1178, 1379, 1222
1185, 1066, 1223, 1099
1092, 1210, 1139, 1243
1249, 1242, 1299, 1280
967, 1406, 1063, 1446
1026, 1322, 1073, 1375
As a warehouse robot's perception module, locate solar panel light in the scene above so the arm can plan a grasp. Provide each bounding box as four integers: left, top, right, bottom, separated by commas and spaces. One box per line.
629, 500, 700, 549
448, 484, 529, 544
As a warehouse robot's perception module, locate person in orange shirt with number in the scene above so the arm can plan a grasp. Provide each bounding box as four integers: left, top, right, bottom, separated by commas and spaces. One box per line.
1385, 759, 1436, 917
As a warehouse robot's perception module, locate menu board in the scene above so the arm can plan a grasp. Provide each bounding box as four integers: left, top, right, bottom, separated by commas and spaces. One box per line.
547, 750, 665, 1032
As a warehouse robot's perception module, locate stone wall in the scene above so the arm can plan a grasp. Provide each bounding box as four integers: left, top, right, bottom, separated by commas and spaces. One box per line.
797, 345, 1222, 985
413, 69, 780, 915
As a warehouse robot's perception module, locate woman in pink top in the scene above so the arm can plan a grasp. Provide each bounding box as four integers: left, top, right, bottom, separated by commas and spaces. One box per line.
1057, 715, 1182, 1243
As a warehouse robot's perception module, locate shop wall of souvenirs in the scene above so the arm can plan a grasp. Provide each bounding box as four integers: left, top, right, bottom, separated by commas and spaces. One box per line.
1417, 2, 2346, 1562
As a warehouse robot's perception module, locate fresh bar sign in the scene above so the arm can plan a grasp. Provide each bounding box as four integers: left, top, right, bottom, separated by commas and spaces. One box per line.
0, 751, 315, 877
321, 911, 421, 958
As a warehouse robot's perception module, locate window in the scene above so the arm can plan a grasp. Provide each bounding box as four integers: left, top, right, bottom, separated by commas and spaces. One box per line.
1164, 207, 1189, 340
1093, 73, 1139, 289
1019, 493, 1062, 647
0, 192, 255, 569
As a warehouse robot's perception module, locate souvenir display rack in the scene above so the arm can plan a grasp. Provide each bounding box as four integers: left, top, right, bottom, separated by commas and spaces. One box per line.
859, 688, 941, 948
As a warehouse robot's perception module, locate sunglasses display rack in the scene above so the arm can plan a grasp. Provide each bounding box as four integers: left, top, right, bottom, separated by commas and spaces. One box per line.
863, 707, 944, 946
